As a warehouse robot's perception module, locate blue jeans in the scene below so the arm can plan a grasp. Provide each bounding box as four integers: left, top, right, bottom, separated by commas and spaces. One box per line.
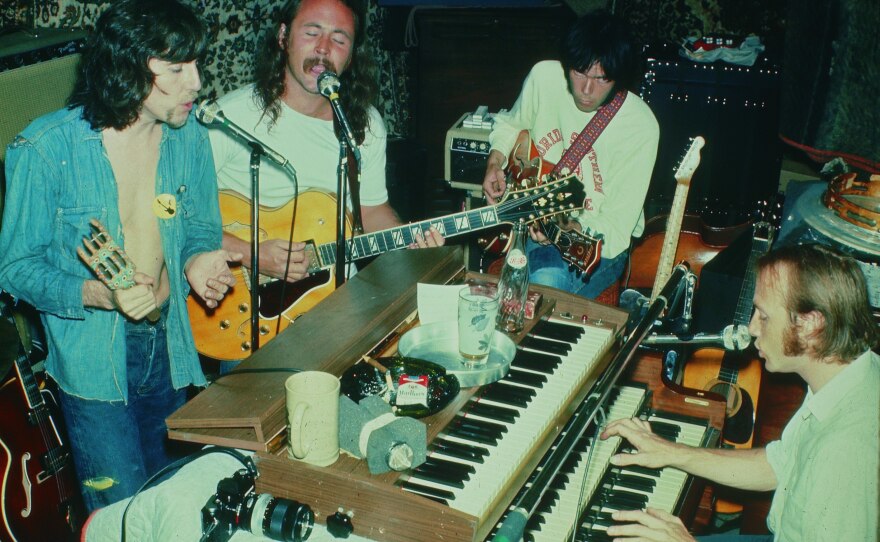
526, 239, 628, 299
57, 311, 187, 513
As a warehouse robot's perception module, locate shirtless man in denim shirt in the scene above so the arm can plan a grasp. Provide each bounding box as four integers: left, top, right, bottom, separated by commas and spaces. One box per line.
0, 0, 240, 512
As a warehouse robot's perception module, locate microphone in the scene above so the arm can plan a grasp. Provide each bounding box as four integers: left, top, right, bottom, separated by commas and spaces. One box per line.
195, 100, 289, 167
643, 324, 752, 351
316, 71, 361, 161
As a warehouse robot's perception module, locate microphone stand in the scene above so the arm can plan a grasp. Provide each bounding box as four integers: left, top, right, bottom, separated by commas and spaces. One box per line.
334, 138, 350, 288
247, 143, 263, 353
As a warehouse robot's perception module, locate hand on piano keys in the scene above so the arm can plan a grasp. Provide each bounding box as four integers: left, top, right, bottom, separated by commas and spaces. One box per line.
607, 507, 695, 541
601, 416, 685, 470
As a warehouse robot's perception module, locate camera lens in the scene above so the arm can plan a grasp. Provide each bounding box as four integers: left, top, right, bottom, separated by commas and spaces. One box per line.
248, 493, 314, 542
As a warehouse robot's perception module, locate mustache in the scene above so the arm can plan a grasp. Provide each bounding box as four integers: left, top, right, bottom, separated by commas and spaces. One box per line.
303, 57, 337, 74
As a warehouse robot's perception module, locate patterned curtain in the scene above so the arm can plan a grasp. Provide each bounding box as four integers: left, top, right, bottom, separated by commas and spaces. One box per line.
1, 0, 415, 138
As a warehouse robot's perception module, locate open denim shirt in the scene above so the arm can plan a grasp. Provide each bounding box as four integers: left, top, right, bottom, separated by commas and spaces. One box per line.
0, 107, 221, 402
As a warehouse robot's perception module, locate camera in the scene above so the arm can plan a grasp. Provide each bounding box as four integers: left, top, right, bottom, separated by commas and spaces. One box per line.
201, 468, 313, 542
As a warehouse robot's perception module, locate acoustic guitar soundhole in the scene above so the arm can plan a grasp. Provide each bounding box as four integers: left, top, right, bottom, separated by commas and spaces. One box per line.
709, 381, 755, 445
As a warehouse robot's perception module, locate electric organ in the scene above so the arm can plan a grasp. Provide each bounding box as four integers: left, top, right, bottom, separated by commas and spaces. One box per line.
168, 248, 726, 541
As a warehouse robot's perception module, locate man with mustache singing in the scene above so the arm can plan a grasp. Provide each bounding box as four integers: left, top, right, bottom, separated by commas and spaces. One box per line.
210, 0, 443, 287
0, 0, 240, 512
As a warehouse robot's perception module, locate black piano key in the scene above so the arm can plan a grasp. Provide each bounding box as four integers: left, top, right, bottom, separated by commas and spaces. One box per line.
531, 320, 584, 343
577, 529, 613, 542
446, 425, 499, 446
519, 335, 571, 355
648, 420, 681, 441
511, 350, 560, 374
454, 415, 508, 435
504, 367, 547, 387
620, 464, 663, 477
422, 456, 476, 475
584, 511, 614, 528
480, 382, 534, 408
602, 488, 648, 508
611, 472, 656, 492
409, 466, 466, 488
400, 481, 456, 501
431, 438, 487, 463
600, 499, 643, 512
414, 462, 471, 486
466, 401, 519, 423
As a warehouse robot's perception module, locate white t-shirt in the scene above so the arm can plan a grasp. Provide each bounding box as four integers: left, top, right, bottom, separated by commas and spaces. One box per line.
210, 84, 389, 210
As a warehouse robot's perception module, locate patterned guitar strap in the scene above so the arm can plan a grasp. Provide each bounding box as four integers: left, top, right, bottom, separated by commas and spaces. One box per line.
551, 90, 627, 177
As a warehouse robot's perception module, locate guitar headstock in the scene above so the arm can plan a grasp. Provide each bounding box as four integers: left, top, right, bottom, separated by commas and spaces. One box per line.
496, 174, 586, 226
674, 136, 706, 186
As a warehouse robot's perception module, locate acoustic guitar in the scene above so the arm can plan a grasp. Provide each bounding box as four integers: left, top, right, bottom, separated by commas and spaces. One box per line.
682, 221, 774, 446
0, 305, 82, 541
187, 175, 586, 360
681, 221, 774, 514
477, 130, 603, 274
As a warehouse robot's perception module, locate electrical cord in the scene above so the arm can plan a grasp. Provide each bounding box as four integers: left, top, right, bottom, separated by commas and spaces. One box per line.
120, 446, 255, 542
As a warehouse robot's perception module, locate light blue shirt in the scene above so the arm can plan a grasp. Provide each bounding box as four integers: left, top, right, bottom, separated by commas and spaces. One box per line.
0, 107, 221, 401
765, 350, 879, 541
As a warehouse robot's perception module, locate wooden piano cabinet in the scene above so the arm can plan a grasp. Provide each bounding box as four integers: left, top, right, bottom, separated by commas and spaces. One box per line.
167, 248, 467, 450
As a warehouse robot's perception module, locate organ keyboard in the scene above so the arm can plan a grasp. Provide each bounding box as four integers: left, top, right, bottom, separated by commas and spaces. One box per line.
166, 249, 725, 542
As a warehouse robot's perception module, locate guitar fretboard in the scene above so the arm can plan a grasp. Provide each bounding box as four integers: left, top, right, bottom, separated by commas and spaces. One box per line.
316, 206, 502, 266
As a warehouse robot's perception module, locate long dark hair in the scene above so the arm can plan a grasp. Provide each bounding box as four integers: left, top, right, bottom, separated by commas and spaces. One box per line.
560, 9, 641, 97
758, 243, 879, 362
68, 0, 208, 130
253, 0, 378, 145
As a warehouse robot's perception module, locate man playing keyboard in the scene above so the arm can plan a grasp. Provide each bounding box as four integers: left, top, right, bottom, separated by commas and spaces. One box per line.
601, 243, 879, 542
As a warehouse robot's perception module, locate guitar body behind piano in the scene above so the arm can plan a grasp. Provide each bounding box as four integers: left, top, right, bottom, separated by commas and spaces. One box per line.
683, 221, 774, 447
682, 221, 774, 514
188, 177, 585, 360
0, 308, 82, 542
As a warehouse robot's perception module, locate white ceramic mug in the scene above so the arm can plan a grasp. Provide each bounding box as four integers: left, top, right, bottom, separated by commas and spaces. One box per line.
286, 371, 340, 467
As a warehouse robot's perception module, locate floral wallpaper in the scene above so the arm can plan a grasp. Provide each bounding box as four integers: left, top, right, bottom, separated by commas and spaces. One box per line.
1, 0, 785, 139
0, 0, 416, 138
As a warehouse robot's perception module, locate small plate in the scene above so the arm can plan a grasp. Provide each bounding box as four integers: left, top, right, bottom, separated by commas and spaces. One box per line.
398, 321, 516, 387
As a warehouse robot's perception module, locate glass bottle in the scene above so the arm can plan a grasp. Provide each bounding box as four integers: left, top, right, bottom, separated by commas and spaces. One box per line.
496, 222, 530, 333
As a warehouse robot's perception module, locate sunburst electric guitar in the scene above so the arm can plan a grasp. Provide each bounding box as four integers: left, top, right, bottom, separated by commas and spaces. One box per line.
188, 175, 586, 360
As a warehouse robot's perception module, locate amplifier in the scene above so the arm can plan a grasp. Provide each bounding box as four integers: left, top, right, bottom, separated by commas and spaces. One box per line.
445, 111, 492, 190
639, 42, 782, 227
0, 29, 86, 162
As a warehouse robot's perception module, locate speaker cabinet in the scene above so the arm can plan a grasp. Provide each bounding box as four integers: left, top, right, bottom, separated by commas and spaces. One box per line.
640, 43, 783, 227
0, 29, 85, 162
0, 29, 84, 217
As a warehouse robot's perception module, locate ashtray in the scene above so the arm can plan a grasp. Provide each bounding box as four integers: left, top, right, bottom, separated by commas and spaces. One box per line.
340, 355, 460, 418
398, 321, 516, 387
